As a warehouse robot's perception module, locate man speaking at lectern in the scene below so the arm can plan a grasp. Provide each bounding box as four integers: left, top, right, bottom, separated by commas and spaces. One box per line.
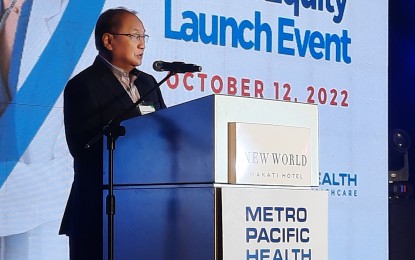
59, 7, 166, 259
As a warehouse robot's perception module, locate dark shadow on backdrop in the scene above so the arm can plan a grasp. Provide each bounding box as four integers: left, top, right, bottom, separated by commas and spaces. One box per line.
389, 1, 415, 259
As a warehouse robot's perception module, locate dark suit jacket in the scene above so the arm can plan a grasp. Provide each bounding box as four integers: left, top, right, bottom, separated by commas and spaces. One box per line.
59, 56, 166, 237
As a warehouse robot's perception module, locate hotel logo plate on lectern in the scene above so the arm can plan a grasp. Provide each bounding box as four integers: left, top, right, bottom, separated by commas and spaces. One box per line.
228, 122, 312, 186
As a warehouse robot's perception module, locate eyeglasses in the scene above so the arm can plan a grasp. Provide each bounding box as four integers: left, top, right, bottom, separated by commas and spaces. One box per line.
109, 33, 149, 43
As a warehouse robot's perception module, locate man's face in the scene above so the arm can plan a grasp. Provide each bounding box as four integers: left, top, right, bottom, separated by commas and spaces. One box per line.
104, 13, 146, 71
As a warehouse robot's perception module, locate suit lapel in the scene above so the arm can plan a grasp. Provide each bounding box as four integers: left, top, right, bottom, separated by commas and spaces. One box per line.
101, 73, 134, 109
92, 57, 135, 110
90, 57, 141, 120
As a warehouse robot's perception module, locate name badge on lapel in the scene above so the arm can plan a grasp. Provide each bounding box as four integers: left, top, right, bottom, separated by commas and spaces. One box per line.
138, 102, 156, 115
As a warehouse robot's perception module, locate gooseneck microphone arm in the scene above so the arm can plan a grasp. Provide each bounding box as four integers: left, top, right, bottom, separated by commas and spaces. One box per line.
85, 71, 175, 149
86, 60, 202, 148
85, 70, 175, 260
85, 60, 201, 260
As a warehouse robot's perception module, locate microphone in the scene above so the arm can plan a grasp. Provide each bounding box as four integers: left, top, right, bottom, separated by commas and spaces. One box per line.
153, 61, 202, 73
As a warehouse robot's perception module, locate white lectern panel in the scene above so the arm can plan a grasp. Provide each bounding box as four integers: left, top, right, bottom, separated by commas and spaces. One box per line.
221, 187, 328, 260
213, 95, 319, 187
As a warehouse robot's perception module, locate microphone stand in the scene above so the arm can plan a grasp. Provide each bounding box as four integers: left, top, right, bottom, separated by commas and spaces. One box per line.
86, 71, 175, 260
